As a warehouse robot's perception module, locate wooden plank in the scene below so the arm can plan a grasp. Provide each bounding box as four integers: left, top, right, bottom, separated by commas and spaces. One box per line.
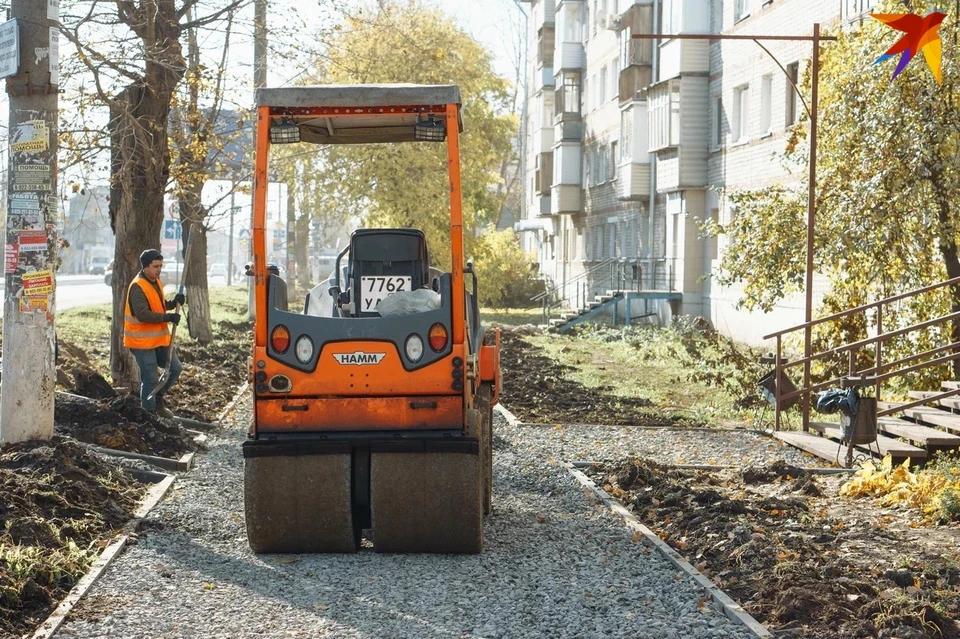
773, 431, 844, 465
909, 390, 960, 411
808, 421, 926, 460
879, 401, 960, 435
942, 381, 960, 390
876, 417, 960, 448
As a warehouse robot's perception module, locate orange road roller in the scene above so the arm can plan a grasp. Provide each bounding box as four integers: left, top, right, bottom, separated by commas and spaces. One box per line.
244, 84, 501, 553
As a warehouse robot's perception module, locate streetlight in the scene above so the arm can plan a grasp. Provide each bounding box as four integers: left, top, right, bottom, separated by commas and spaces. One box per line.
632, 25, 836, 430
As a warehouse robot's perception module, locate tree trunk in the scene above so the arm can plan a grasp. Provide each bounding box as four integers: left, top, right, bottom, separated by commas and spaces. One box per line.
107, 5, 186, 389
181, 214, 214, 344
931, 163, 960, 379
296, 213, 311, 290
286, 188, 297, 297
109, 85, 170, 389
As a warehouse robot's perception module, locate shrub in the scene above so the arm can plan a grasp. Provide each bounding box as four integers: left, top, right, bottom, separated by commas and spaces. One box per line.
472, 229, 545, 309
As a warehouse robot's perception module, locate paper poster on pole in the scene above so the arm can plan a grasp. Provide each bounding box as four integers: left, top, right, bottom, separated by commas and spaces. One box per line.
48, 27, 58, 84
20, 295, 49, 312
10, 120, 48, 154
5, 244, 19, 274
22, 269, 53, 294
18, 229, 47, 252
0, 19, 19, 80
48, 0, 59, 21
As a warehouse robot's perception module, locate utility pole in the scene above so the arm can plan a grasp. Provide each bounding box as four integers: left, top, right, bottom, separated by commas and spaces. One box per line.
633, 26, 835, 433
1, 0, 60, 443
250, 0, 267, 319
227, 185, 236, 286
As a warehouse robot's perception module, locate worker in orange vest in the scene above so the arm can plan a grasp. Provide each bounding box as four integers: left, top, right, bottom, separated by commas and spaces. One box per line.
124, 249, 185, 418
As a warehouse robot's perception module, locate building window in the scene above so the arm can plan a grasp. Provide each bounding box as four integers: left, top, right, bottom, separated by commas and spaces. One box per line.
591, 147, 600, 186
714, 96, 724, 146
733, 84, 749, 142
649, 80, 681, 151
760, 74, 772, 135
710, 209, 719, 260
582, 1, 589, 42
620, 110, 633, 161
663, 0, 682, 34
843, 0, 877, 19
610, 142, 617, 177
600, 66, 607, 106
558, 72, 581, 116
785, 62, 799, 126
582, 150, 589, 187
599, 145, 607, 184
735, 0, 752, 22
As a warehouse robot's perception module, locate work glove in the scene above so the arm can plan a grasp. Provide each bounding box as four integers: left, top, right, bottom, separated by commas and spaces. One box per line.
174, 293, 186, 306
165, 313, 182, 325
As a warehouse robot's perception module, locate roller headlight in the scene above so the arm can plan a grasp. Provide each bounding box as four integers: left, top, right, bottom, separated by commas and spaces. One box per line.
295, 335, 314, 364
405, 334, 424, 363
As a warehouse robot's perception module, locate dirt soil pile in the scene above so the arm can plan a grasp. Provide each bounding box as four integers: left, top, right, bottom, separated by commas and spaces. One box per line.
500, 332, 695, 426
55, 394, 198, 458
591, 459, 960, 639
157, 319, 251, 423
0, 438, 143, 638
56, 317, 250, 426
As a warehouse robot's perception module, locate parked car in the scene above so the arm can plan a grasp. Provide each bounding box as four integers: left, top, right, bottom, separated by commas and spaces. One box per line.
104, 260, 114, 286
208, 263, 227, 279
89, 256, 111, 275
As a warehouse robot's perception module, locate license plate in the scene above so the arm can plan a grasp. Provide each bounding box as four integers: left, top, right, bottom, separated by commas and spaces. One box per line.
360, 276, 412, 312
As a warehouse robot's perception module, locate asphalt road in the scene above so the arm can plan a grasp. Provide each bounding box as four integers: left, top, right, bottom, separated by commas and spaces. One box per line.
0, 275, 112, 311
1, 275, 242, 311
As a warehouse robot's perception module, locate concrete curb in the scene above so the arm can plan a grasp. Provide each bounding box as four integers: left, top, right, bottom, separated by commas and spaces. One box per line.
31, 473, 176, 639
90, 445, 194, 472
493, 403, 520, 426
564, 463, 772, 639
217, 381, 250, 424
569, 461, 856, 475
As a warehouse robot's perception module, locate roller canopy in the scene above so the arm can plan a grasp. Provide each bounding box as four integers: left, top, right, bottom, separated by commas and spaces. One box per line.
256, 84, 463, 145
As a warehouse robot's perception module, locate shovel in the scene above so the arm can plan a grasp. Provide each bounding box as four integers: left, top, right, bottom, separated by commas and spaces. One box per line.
147, 236, 193, 401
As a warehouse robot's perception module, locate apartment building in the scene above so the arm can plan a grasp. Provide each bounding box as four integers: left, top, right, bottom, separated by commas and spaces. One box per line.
518, 0, 878, 345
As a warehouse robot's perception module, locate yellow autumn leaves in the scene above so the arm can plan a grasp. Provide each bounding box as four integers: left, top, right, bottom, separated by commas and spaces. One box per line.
840, 454, 960, 523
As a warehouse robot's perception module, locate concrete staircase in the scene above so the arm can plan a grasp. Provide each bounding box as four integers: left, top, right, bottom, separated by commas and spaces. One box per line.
548, 289, 681, 333
774, 380, 960, 467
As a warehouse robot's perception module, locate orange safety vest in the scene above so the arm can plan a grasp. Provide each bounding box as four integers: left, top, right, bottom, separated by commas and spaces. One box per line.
124, 274, 171, 349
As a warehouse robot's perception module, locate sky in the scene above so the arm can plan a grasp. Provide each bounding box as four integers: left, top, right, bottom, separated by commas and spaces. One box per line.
0, 0, 528, 228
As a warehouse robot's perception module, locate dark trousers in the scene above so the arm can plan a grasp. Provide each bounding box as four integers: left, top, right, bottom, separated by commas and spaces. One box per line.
130, 346, 182, 412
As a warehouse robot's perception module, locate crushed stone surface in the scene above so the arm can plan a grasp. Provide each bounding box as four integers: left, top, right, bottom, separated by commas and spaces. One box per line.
53, 404, 765, 639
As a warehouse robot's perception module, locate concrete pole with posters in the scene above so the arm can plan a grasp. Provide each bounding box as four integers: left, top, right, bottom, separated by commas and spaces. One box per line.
1, 0, 59, 443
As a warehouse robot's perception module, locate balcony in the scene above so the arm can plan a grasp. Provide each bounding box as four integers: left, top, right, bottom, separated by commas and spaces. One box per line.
617, 99, 650, 201
532, 0, 556, 31
535, 153, 554, 197
537, 26, 555, 69
550, 142, 581, 215
553, 75, 583, 141
534, 65, 555, 93
555, 41, 585, 71
533, 122, 555, 156
615, 0, 651, 17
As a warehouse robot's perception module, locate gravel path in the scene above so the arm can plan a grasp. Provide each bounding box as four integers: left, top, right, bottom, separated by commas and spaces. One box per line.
54, 401, 764, 639
508, 422, 833, 469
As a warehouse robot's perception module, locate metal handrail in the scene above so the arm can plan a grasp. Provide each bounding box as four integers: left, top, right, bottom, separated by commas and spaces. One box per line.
766, 275, 960, 433
763, 274, 960, 340
531, 257, 617, 303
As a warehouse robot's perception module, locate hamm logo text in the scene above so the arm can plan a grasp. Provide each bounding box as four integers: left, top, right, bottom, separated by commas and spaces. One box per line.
334, 351, 386, 366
